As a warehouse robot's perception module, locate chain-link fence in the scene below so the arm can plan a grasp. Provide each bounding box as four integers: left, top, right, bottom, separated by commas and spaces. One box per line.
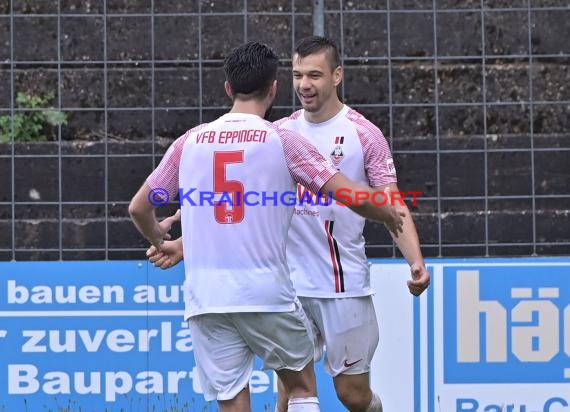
0, 0, 568, 260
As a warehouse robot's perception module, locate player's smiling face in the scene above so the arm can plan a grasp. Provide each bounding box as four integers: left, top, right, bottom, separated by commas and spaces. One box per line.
292, 51, 342, 114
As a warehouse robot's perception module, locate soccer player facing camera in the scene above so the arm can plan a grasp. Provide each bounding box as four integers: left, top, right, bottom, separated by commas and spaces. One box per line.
273, 36, 430, 412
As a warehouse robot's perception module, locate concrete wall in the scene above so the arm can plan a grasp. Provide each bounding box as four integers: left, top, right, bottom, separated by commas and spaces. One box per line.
0, 1, 568, 259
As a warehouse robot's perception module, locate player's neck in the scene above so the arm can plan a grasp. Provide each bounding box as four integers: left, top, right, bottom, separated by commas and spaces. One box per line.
304, 99, 344, 124
230, 100, 269, 119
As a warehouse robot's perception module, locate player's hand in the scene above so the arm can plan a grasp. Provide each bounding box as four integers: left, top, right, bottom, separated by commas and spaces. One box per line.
148, 209, 181, 251
158, 209, 181, 241
407, 262, 430, 296
147, 238, 183, 269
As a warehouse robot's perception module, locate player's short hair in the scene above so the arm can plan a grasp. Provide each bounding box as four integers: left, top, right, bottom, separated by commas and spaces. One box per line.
223, 41, 279, 100
293, 36, 342, 71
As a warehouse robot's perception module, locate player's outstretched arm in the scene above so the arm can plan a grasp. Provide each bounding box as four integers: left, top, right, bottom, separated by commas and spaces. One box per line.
321, 172, 405, 236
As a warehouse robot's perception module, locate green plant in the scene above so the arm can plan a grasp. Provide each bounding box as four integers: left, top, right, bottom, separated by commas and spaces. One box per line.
0, 92, 68, 143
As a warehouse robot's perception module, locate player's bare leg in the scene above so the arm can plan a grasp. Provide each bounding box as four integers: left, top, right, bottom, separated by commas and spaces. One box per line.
276, 361, 320, 411
218, 386, 251, 412
333, 373, 383, 412
275, 377, 289, 411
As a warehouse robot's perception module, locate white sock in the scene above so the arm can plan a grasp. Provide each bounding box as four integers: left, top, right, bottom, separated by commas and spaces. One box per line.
366, 392, 383, 412
288, 396, 320, 411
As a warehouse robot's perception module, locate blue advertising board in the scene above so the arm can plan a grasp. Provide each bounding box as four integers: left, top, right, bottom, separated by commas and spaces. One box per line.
0, 261, 342, 411
444, 265, 570, 384
3, 258, 569, 411
425, 258, 570, 412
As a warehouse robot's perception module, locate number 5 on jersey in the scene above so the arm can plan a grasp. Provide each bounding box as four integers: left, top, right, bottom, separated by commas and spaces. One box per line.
214, 151, 245, 224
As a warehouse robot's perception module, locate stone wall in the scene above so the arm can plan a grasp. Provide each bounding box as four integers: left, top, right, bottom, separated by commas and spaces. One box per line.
0, 1, 568, 259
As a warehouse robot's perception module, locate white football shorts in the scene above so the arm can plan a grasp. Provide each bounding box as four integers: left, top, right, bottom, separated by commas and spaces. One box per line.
188, 299, 314, 401
299, 295, 380, 377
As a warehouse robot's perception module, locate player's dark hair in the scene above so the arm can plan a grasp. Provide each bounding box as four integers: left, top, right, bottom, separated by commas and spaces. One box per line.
223, 41, 279, 100
293, 36, 341, 70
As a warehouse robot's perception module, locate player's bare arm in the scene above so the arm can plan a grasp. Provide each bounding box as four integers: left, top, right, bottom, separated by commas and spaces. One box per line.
321, 172, 405, 236
128, 182, 179, 249
375, 182, 430, 296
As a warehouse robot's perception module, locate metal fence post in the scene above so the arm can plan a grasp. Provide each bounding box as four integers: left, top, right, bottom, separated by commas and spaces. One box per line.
313, 0, 325, 36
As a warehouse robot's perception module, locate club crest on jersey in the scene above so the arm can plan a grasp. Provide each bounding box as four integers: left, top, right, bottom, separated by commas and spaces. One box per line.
331, 136, 345, 165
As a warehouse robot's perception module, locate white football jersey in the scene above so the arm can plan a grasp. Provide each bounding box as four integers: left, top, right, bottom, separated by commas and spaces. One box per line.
147, 112, 337, 318
275, 105, 397, 297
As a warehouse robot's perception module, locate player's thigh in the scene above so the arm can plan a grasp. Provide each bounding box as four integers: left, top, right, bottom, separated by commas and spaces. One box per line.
188, 313, 255, 401
233, 300, 314, 372
298, 296, 325, 362
313, 296, 380, 376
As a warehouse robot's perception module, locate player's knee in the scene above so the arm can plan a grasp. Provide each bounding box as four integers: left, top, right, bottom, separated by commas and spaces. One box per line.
277, 362, 317, 398
336, 385, 371, 411
337, 392, 369, 411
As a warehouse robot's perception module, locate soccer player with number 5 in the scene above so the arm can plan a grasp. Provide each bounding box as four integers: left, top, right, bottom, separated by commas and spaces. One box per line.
129, 41, 406, 412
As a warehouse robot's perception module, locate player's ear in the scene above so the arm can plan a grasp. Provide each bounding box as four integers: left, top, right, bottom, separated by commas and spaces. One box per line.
333, 66, 343, 87
224, 81, 234, 99
264, 79, 277, 102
